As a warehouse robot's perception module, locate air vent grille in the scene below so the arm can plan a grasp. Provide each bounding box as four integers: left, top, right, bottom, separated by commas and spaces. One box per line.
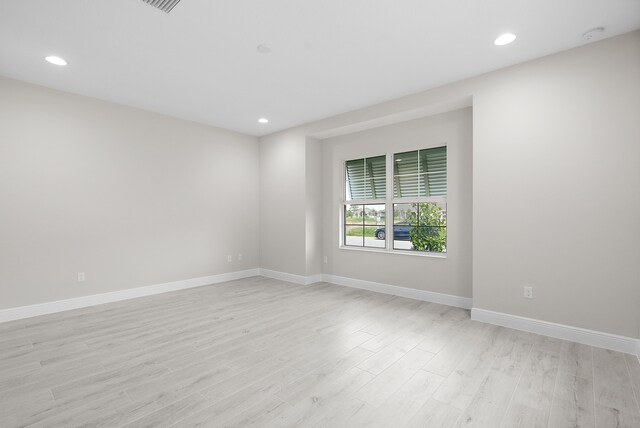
140, 0, 181, 13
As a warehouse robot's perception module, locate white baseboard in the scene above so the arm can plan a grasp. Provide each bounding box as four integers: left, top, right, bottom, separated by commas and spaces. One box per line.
258, 269, 323, 286
0, 268, 260, 323
307, 274, 324, 285
322, 274, 472, 309
472, 308, 640, 355
258, 269, 307, 285
257, 269, 471, 308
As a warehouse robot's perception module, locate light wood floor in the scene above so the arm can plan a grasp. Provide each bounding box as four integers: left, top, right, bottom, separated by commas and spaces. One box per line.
1, 277, 639, 427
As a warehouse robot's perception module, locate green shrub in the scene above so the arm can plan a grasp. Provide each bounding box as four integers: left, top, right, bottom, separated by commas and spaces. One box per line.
407, 203, 446, 252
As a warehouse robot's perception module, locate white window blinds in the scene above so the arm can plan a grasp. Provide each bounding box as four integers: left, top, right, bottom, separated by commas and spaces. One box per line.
393, 146, 446, 198
345, 155, 386, 200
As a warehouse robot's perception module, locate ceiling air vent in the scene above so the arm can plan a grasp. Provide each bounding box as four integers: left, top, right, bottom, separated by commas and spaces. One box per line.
139, 0, 181, 13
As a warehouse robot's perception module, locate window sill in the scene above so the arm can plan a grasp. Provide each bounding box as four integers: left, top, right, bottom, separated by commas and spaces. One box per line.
338, 245, 447, 259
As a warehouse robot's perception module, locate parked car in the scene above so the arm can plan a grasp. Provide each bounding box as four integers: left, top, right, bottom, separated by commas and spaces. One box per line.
374, 223, 412, 240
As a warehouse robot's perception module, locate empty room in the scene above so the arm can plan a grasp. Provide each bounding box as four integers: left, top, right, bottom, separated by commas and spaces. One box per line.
1, 0, 639, 427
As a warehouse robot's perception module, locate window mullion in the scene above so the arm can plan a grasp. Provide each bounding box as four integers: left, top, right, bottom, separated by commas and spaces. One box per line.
386, 152, 393, 252
417, 149, 421, 197
361, 203, 365, 247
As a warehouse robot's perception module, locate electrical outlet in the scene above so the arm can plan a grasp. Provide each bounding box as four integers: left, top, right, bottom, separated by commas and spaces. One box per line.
227, 255, 233, 262
78, 272, 85, 282
238, 253, 243, 261
323, 256, 328, 264
524, 286, 533, 299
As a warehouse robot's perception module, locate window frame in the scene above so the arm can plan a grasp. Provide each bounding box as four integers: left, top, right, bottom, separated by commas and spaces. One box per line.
340, 146, 448, 258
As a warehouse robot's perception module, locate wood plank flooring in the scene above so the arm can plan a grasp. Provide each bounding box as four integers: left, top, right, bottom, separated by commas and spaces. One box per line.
1, 276, 639, 427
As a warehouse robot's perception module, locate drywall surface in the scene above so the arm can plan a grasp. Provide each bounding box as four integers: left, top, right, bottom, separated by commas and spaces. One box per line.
305, 137, 323, 276
471, 31, 640, 338
258, 130, 307, 276
0, 77, 259, 309
321, 109, 473, 297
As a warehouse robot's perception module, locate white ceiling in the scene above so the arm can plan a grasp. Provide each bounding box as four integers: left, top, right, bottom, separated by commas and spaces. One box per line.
1, 1, 639, 136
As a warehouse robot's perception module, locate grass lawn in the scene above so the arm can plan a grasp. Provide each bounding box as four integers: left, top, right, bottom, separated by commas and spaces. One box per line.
345, 226, 379, 237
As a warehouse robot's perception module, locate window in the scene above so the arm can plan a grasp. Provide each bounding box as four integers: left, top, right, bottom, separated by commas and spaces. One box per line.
342, 146, 447, 254
394, 147, 446, 198
345, 156, 386, 200
393, 147, 447, 253
392, 201, 447, 252
343, 156, 386, 248
344, 204, 386, 248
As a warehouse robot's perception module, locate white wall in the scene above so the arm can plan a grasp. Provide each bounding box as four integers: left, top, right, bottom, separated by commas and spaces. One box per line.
258, 133, 324, 278
305, 137, 323, 277
258, 130, 307, 276
259, 31, 640, 338
0, 77, 259, 309
471, 31, 640, 337
321, 109, 473, 297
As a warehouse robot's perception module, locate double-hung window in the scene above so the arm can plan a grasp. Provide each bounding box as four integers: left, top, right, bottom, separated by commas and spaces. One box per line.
342, 146, 447, 254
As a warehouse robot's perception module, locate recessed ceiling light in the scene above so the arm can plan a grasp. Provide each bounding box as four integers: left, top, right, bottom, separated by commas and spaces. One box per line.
258, 118, 269, 124
257, 44, 271, 54
45, 55, 67, 66
494, 33, 517, 46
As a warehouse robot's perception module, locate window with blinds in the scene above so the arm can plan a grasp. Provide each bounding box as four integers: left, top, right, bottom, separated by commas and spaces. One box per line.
394, 147, 446, 198
345, 155, 386, 200
341, 147, 447, 254
343, 155, 386, 248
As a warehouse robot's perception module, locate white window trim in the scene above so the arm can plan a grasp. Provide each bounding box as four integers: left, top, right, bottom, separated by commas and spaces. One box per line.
340, 149, 448, 258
